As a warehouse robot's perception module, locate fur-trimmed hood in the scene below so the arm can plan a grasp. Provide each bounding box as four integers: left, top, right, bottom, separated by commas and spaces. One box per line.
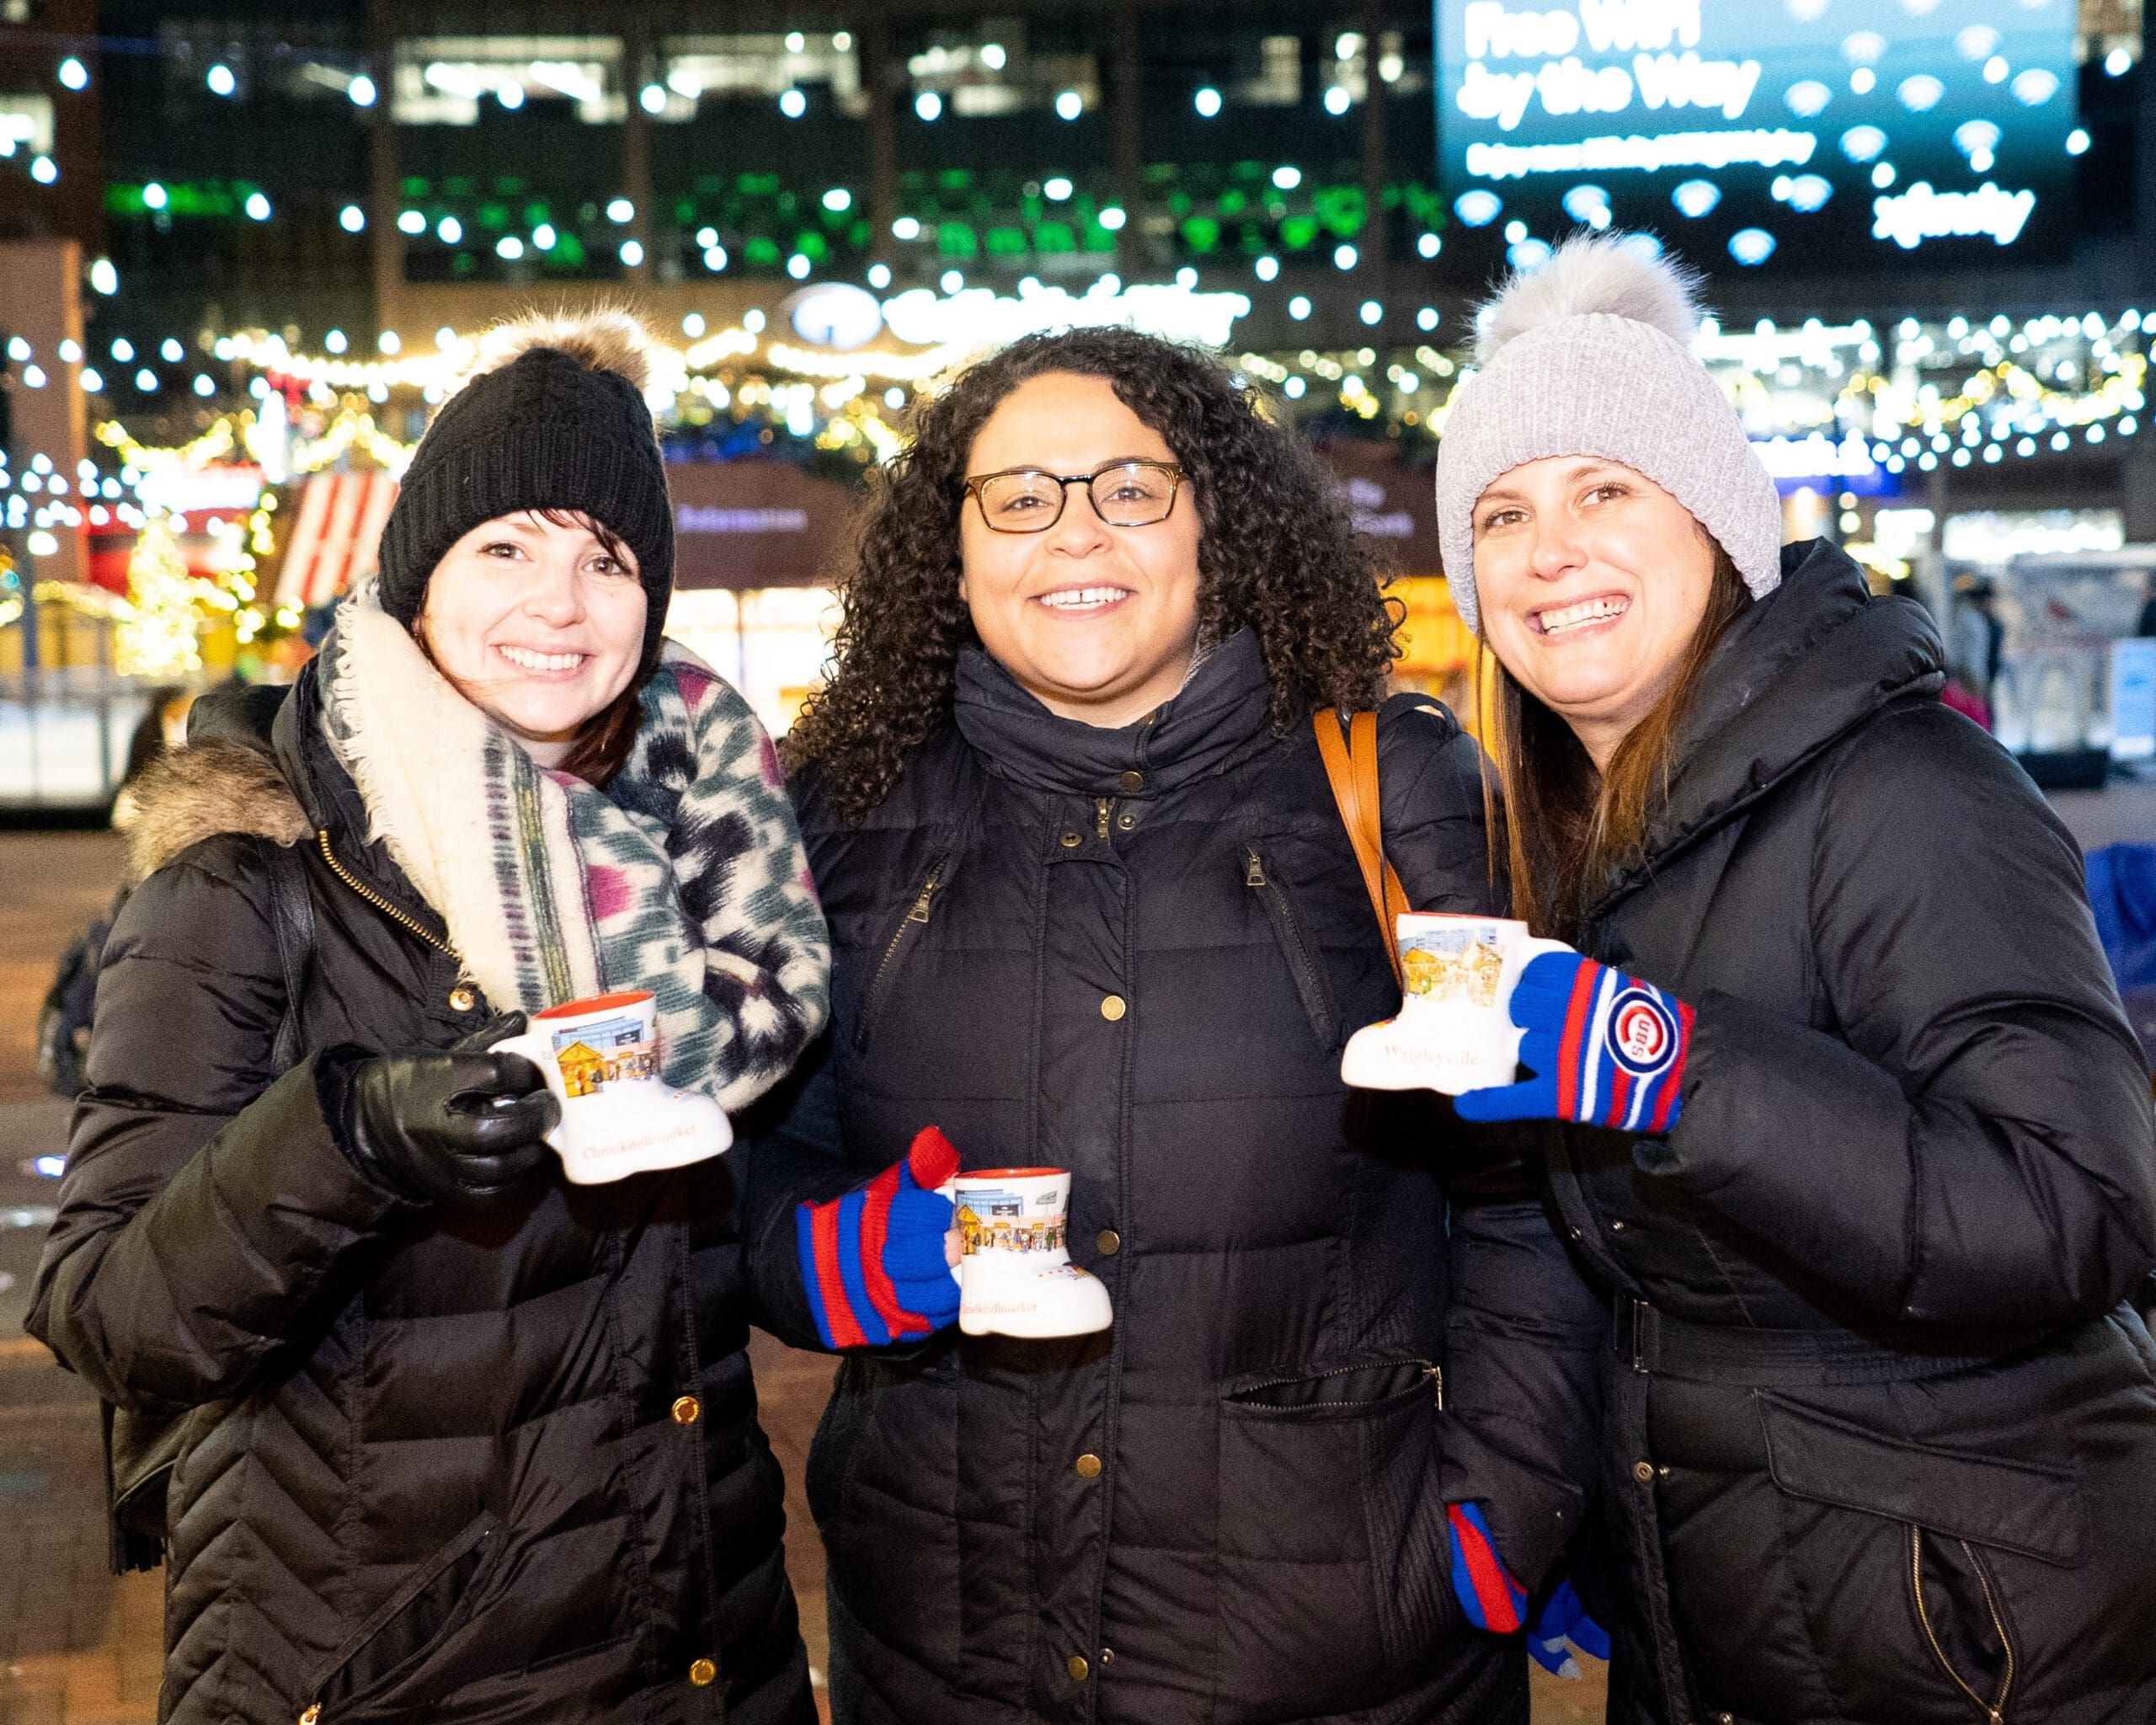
121, 740, 312, 885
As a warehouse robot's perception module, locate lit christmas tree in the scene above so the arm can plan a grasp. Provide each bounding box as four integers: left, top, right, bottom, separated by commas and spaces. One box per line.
116, 518, 216, 679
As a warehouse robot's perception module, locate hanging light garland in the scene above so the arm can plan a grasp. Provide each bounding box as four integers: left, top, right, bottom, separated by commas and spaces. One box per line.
16, 296, 2152, 541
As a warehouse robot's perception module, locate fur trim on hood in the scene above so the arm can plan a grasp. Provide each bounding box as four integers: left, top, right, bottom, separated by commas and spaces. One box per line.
123, 740, 312, 884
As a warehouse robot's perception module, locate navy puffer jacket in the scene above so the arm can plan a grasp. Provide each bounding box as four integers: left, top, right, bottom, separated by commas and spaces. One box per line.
743, 632, 1608, 1725
1545, 543, 2156, 1725
29, 678, 817, 1725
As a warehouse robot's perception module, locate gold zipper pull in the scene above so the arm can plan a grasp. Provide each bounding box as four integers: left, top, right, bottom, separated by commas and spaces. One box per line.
905, 876, 937, 923
1245, 850, 1267, 888
1096, 797, 1113, 841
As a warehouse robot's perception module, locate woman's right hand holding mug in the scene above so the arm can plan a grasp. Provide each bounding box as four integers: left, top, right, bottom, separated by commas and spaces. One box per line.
331, 1012, 562, 1206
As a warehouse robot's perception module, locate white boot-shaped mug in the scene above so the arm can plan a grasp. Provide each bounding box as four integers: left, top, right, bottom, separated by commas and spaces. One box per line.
1342, 914, 1572, 1097
941, 1168, 1113, 1338
492, 991, 732, 1183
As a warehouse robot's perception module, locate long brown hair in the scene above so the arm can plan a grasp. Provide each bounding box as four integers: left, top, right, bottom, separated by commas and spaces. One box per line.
413, 509, 652, 788
1488, 543, 1752, 937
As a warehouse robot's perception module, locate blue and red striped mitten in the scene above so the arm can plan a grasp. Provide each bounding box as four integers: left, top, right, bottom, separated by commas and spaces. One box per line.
1529, 1579, 1612, 1678
797, 1126, 961, 1349
1446, 1502, 1528, 1633
1454, 949, 1694, 1134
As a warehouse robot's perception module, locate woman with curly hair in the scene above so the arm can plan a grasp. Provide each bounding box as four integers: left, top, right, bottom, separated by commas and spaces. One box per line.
741, 327, 1606, 1723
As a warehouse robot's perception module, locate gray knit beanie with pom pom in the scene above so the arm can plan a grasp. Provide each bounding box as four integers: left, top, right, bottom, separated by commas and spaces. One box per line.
376, 309, 675, 675
1433, 234, 1784, 634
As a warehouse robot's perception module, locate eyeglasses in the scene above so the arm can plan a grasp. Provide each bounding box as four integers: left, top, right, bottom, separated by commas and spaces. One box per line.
962, 459, 1187, 533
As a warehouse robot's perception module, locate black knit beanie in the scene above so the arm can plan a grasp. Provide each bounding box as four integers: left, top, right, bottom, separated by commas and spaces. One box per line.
376, 311, 675, 676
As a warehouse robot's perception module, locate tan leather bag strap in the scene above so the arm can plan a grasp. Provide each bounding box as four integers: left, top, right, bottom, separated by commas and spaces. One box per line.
1312, 708, 1412, 990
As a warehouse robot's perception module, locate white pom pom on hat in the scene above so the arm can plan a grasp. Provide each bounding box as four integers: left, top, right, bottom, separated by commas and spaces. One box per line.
1433, 232, 1784, 633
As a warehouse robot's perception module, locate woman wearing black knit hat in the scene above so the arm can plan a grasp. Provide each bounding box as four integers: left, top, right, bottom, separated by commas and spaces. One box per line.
30, 312, 833, 1725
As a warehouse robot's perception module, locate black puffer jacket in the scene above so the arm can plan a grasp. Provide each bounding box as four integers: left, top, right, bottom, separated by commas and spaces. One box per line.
1543, 543, 2156, 1725
740, 633, 1608, 1725
28, 676, 817, 1725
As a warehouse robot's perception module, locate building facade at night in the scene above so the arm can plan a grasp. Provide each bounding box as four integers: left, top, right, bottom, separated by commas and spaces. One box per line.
0, 0, 2152, 786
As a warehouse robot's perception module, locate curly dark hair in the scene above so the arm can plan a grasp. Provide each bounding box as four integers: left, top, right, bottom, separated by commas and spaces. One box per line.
782, 326, 1401, 820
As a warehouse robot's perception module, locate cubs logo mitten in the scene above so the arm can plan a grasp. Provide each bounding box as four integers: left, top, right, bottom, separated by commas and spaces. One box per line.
1446, 1501, 1529, 1633
1454, 949, 1694, 1132
797, 1126, 961, 1349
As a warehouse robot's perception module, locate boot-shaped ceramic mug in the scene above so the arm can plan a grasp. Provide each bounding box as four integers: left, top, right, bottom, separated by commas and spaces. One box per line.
1342, 914, 1573, 1097
492, 990, 732, 1183
942, 1168, 1113, 1338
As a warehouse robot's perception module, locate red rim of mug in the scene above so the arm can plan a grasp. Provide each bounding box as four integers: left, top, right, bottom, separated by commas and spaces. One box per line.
536, 991, 656, 1018
960, 1167, 1065, 1180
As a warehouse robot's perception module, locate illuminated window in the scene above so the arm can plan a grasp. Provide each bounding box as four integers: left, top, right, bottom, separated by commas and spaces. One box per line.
1328, 30, 1368, 104
907, 27, 1097, 118
0, 93, 54, 158
663, 35, 864, 118
1242, 35, 1302, 107
392, 38, 624, 125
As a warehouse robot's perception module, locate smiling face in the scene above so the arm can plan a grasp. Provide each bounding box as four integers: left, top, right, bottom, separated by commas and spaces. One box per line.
958, 372, 1203, 728
417, 510, 648, 766
1470, 457, 1719, 770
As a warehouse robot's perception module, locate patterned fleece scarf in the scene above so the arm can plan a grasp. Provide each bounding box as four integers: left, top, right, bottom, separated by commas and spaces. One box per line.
317, 599, 830, 1113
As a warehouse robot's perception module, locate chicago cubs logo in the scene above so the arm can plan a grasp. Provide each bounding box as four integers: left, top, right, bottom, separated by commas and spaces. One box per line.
1605, 988, 1679, 1076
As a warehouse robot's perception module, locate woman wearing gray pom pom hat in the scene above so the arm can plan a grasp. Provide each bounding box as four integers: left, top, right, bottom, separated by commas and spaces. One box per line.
1439, 234, 2156, 1723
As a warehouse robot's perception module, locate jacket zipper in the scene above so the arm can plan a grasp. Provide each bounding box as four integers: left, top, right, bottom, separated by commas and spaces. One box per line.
856, 861, 943, 1050
316, 830, 459, 961
1232, 1359, 1443, 1413
302, 1514, 499, 1719
1245, 847, 1335, 1046
1909, 1525, 2015, 1724
1096, 796, 1114, 841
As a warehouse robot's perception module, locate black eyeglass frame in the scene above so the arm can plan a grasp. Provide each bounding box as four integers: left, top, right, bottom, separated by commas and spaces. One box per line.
961, 458, 1188, 534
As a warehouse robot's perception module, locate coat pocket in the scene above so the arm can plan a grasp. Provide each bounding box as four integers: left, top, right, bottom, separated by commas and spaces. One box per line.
1242, 846, 1339, 1049
302, 1510, 504, 1718
853, 852, 953, 1055
1215, 1359, 1449, 1713
1758, 1394, 2088, 1566
1758, 1394, 2087, 1724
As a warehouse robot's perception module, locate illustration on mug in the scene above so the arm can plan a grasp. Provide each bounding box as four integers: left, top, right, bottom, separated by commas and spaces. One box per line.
1400, 923, 1506, 1007
550, 1014, 659, 1098
956, 1192, 1068, 1257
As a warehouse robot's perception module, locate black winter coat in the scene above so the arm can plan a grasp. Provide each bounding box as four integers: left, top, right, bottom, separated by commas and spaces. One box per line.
28, 676, 817, 1725
740, 633, 1608, 1725
1545, 544, 2156, 1725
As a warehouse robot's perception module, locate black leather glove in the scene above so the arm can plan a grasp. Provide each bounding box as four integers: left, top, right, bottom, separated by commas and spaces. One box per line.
338, 1013, 559, 1206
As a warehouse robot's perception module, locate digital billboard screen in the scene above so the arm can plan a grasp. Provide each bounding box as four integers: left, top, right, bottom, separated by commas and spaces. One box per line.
1435, 0, 2080, 274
